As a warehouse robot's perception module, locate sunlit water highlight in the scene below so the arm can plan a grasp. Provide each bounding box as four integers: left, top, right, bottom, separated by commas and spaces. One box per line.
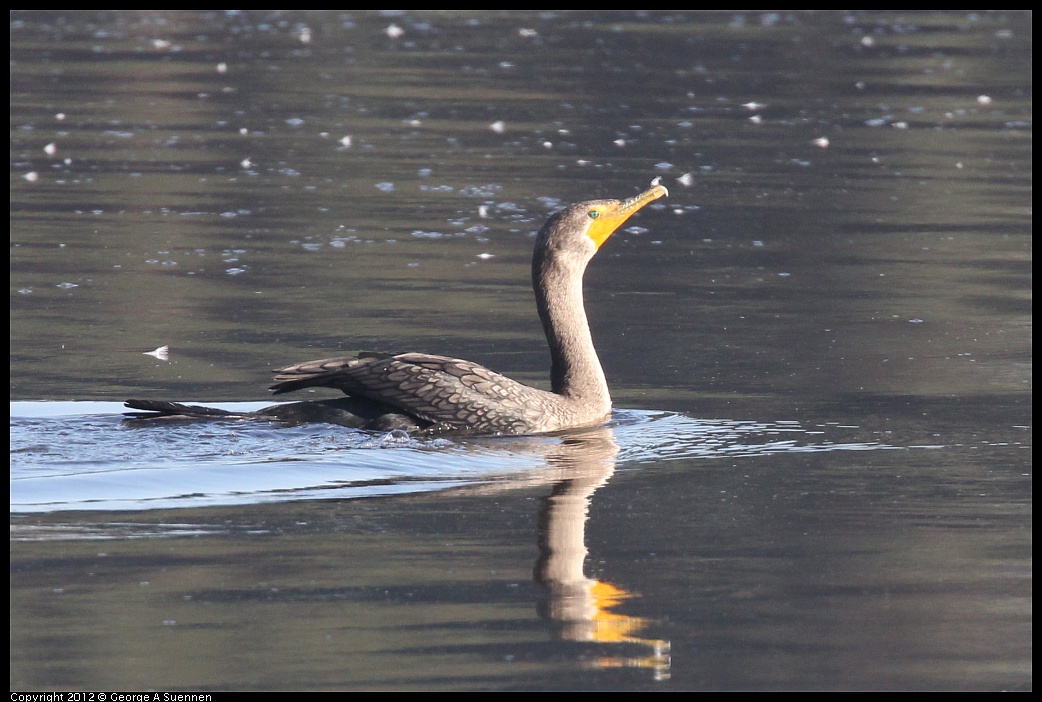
11, 401, 901, 517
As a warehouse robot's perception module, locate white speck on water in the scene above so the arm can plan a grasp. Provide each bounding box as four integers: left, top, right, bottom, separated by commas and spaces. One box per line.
144, 346, 170, 361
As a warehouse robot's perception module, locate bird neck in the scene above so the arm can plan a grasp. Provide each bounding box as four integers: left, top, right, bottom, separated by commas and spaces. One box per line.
533, 253, 610, 407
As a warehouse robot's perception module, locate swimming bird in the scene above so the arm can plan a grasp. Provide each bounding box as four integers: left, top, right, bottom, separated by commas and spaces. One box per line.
125, 184, 667, 435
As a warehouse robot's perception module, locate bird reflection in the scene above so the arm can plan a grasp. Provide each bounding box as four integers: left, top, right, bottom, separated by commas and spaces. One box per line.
124, 403, 669, 677
531, 426, 671, 679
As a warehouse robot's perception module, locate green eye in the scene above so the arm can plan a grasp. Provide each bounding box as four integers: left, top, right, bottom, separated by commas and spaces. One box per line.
588, 210, 600, 219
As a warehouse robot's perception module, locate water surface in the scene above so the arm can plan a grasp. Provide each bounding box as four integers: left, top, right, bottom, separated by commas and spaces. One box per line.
10, 10, 1031, 691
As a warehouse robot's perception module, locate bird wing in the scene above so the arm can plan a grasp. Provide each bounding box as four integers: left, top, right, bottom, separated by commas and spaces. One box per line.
270, 352, 547, 434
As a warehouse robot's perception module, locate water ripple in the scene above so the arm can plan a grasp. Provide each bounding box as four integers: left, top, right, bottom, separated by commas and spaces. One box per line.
11, 402, 898, 514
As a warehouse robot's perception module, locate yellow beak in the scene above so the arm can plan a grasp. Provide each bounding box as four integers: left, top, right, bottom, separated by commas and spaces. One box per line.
587, 184, 669, 249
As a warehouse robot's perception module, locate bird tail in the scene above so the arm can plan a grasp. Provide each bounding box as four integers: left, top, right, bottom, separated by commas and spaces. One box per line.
123, 399, 242, 420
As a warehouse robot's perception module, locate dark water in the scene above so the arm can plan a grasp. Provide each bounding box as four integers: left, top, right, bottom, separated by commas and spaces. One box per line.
10, 11, 1030, 691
